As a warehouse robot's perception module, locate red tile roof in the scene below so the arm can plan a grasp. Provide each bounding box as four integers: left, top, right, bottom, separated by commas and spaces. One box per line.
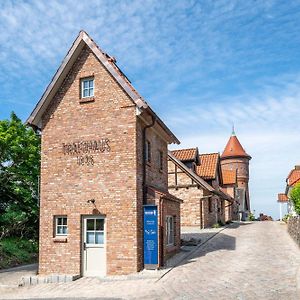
171, 148, 197, 161
277, 193, 288, 202
287, 167, 300, 186
196, 153, 219, 180
222, 169, 237, 185
221, 133, 251, 159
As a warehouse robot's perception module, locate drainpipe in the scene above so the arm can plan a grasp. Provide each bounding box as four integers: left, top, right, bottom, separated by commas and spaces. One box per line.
159, 196, 165, 267
142, 116, 156, 205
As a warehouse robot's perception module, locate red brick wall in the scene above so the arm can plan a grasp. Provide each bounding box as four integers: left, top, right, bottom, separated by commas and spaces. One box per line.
39, 45, 147, 276
202, 197, 219, 228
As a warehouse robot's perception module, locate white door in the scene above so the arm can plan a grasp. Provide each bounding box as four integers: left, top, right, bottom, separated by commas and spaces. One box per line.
82, 216, 106, 277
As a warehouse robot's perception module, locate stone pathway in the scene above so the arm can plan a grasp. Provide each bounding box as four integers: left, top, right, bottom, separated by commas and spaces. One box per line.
1, 222, 300, 299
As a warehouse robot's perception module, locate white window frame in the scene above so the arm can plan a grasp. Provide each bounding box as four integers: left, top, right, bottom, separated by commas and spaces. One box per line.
85, 218, 105, 245
81, 77, 94, 98
166, 215, 175, 246
55, 216, 68, 236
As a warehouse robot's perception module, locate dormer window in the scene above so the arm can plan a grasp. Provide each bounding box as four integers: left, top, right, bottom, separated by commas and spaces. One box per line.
81, 78, 94, 98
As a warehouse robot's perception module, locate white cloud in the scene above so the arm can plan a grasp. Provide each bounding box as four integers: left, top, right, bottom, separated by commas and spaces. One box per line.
168, 76, 300, 220
1, 0, 300, 220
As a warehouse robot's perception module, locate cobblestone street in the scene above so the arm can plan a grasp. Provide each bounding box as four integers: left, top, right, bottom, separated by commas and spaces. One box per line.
1, 221, 300, 300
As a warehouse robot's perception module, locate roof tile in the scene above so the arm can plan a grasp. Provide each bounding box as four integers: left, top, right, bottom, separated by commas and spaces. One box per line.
277, 193, 288, 202
196, 153, 219, 180
222, 169, 237, 185
171, 148, 197, 161
287, 168, 300, 186
221, 134, 251, 159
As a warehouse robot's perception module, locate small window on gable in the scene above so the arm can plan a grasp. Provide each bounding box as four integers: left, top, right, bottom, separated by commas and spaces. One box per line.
55, 216, 68, 236
81, 78, 94, 98
145, 140, 151, 163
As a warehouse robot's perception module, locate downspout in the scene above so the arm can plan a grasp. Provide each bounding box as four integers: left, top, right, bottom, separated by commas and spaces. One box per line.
142, 116, 156, 205
159, 197, 165, 267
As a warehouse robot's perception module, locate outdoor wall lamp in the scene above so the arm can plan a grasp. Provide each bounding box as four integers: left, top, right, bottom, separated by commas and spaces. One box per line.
87, 199, 95, 204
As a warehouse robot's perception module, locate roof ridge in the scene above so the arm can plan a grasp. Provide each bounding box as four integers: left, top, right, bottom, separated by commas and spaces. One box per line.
199, 152, 219, 156
171, 147, 197, 152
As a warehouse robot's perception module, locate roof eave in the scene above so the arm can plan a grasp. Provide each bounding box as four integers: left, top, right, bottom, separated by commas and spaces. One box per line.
220, 154, 252, 160
26, 30, 180, 145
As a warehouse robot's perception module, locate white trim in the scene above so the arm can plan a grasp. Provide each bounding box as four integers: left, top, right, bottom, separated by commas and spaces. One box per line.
81, 77, 94, 98
82, 215, 106, 277
55, 216, 68, 236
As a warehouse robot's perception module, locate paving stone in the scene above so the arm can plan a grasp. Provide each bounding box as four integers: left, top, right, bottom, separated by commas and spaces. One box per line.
1, 222, 300, 299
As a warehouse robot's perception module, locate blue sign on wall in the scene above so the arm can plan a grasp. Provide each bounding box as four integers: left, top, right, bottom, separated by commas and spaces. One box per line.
143, 205, 158, 268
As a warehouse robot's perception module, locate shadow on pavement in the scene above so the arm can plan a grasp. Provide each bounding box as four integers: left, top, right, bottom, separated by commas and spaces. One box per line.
177, 232, 236, 268
226, 221, 254, 229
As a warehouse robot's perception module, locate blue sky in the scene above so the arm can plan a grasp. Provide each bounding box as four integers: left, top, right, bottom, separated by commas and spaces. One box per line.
1, 0, 300, 219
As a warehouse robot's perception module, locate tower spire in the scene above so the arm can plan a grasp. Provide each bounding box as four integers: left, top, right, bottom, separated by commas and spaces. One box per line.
232, 124, 235, 136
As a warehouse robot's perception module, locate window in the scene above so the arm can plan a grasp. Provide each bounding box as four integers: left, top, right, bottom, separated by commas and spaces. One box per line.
145, 140, 151, 163
86, 218, 104, 244
166, 216, 175, 246
159, 151, 163, 171
81, 78, 94, 98
55, 216, 68, 236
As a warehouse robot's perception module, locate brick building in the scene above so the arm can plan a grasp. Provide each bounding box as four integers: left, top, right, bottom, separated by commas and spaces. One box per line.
168, 149, 234, 228
277, 165, 300, 219
220, 129, 252, 220
27, 31, 181, 277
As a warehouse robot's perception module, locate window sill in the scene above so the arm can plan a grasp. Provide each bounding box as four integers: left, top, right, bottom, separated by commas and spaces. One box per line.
79, 97, 95, 104
53, 237, 68, 243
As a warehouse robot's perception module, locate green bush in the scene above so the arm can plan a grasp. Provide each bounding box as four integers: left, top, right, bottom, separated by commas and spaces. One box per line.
0, 238, 38, 269
282, 214, 292, 223
248, 212, 256, 221
212, 223, 221, 228
290, 183, 300, 215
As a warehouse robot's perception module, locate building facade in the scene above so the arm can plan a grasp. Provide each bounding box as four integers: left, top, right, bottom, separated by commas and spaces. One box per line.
27, 31, 181, 277
168, 149, 234, 228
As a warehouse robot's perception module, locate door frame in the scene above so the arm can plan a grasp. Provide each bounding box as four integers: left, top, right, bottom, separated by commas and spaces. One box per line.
81, 215, 107, 277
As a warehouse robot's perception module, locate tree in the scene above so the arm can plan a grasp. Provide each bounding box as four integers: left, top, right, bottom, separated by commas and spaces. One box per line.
290, 182, 300, 215
0, 112, 40, 240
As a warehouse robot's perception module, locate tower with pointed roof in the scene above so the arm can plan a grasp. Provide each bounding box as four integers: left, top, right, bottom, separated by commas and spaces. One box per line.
220, 128, 251, 220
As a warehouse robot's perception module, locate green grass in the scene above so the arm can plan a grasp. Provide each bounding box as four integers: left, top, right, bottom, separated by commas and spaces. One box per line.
0, 237, 38, 269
